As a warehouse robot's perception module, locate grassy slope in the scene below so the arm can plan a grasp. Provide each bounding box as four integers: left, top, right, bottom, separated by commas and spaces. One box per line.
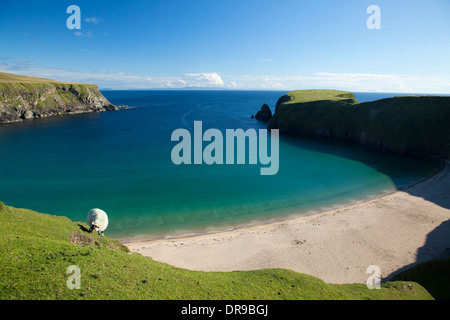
0, 82, 98, 108
268, 90, 450, 159
391, 257, 450, 300
0, 71, 97, 100
0, 72, 85, 84
0, 202, 434, 300
0, 71, 93, 93
283, 90, 358, 104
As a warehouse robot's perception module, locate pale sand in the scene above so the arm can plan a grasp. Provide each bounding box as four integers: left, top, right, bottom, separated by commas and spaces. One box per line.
124, 162, 450, 284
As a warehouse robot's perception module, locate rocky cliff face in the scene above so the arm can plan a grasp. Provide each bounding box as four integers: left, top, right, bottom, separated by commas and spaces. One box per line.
267, 90, 450, 160
0, 82, 118, 123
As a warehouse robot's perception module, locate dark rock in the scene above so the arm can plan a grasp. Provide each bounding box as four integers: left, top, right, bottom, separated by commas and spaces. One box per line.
254, 103, 272, 122
104, 104, 120, 111
20, 110, 34, 120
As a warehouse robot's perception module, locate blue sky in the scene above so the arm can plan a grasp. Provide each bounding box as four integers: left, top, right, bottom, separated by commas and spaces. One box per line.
1, 0, 450, 92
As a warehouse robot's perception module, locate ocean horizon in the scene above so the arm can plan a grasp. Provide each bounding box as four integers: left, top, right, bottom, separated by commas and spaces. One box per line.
0, 90, 441, 240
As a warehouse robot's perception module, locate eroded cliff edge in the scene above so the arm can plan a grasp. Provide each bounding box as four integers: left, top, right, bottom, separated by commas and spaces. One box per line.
0, 72, 119, 123
266, 90, 450, 160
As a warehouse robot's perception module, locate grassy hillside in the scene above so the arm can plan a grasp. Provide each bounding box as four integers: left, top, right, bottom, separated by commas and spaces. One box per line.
0, 72, 117, 123
0, 72, 83, 84
268, 90, 450, 159
0, 202, 435, 300
280, 90, 358, 105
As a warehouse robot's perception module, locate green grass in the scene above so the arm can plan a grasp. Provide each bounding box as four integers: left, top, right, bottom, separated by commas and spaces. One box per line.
391, 257, 450, 300
0, 202, 435, 300
0, 71, 86, 84
0, 81, 98, 94
269, 90, 450, 159
283, 90, 358, 105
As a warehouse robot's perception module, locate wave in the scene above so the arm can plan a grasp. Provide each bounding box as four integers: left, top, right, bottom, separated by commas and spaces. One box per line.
180, 104, 220, 130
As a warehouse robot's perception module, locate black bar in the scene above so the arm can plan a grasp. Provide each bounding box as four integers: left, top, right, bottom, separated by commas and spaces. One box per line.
0, 300, 446, 318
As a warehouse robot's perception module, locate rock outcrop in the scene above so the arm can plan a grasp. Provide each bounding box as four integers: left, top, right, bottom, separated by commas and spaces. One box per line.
0, 72, 119, 123
267, 90, 450, 160
254, 103, 272, 122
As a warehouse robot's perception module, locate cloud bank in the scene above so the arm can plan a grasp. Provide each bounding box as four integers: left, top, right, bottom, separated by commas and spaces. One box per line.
0, 60, 449, 93
183, 73, 224, 87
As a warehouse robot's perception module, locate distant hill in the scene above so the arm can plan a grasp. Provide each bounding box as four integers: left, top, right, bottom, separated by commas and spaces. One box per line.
0, 72, 119, 123
267, 90, 450, 160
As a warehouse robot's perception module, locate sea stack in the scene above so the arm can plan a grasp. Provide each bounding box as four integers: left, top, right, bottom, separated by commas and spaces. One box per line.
254, 103, 272, 122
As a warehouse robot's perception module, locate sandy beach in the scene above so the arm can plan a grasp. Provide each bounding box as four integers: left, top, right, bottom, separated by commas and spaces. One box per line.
124, 162, 450, 284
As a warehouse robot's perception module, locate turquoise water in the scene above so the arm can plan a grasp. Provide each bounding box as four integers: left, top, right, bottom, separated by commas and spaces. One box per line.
0, 91, 439, 239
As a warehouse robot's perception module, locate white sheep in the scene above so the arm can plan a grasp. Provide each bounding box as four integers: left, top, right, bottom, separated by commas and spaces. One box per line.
87, 208, 109, 237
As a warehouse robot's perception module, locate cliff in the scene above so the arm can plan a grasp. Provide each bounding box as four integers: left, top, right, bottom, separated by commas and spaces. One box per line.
0, 72, 119, 123
267, 90, 450, 159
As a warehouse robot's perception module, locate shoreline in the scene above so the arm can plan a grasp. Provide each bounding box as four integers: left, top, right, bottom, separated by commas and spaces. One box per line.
124, 161, 450, 284
119, 159, 444, 244
119, 188, 398, 244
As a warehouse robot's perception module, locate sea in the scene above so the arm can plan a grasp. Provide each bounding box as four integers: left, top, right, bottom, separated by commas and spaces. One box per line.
0, 91, 441, 240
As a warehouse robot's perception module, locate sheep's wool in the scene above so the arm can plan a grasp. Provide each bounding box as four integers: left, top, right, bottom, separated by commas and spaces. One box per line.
87, 208, 109, 232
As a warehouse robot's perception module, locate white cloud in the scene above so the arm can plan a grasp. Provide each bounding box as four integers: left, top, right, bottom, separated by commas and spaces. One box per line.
0, 60, 449, 93
222, 73, 450, 93
74, 30, 94, 38
183, 72, 224, 87
310, 72, 450, 93
0, 61, 201, 89
84, 17, 102, 24
228, 81, 239, 88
